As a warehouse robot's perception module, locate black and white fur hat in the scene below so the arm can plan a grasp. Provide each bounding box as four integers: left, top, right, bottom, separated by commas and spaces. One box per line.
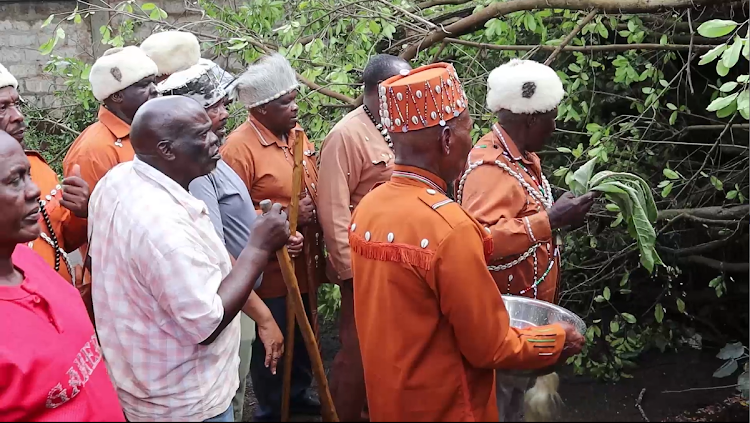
486, 59, 565, 114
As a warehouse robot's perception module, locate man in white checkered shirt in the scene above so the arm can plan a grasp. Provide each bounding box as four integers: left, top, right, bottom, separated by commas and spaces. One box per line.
88, 96, 296, 422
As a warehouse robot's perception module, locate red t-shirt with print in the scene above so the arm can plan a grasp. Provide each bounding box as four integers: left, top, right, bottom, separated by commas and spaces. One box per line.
0, 244, 124, 422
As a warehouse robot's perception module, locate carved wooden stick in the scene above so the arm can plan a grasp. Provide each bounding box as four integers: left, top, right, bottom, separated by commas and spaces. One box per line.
281, 131, 306, 422
260, 199, 339, 422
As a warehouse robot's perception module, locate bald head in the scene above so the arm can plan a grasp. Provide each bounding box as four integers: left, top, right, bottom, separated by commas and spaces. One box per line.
131, 96, 221, 189
363, 54, 411, 94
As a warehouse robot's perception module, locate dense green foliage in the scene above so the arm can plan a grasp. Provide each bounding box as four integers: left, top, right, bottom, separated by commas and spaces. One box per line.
27, 0, 748, 386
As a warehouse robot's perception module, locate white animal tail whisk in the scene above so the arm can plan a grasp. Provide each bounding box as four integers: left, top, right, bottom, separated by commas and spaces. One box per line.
524, 372, 562, 422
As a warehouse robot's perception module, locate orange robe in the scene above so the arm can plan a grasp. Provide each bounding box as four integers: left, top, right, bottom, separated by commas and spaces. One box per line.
26, 151, 87, 283
460, 125, 560, 303
221, 116, 326, 299
349, 165, 565, 422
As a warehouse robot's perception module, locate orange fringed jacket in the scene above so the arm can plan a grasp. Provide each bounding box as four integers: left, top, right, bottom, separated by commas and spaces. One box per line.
349, 165, 565, 422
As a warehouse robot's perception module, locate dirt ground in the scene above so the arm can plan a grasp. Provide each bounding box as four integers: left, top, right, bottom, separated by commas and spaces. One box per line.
242, 319, 748, 422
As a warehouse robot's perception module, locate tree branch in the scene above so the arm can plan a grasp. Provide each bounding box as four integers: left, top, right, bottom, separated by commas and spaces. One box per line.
442, 37, 717, 52
296, 74, 356, 105
407, 0, 473, 13
400, 0, 726, 60
544, 9, 598, 66
678, 255, 749, 273
657, 205, 749, 221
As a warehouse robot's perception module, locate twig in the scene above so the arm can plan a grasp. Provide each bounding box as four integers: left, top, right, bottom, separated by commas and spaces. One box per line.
442, 38, 716, 52
636, 388, 649, 422
376, 0, 437, 30
545, 9, 598, 66
662, 384, 739, 393
686, 9, 695, 94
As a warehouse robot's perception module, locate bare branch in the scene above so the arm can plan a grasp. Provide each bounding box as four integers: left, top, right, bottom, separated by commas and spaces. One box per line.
657, 205, 750, 221
400, 0, 726, 60
406, 0, 473, 13
679, 255, 749, 273
442, 37, 718, 52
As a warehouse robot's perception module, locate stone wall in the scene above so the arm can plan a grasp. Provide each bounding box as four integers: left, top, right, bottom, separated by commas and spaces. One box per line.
0, 0, 228, 106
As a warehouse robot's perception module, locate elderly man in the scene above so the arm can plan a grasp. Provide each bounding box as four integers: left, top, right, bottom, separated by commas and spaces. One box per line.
317, 53, 410, 422
0, 130, 123, 422
222, 53, 325, 422
0, 63, 90, 288
88, 96, 296, 422
348, 63, 584, 422
158, 60, 291, 422
63, 46, 158, 191
141, 30, 201, 83
458, 59, 597, 421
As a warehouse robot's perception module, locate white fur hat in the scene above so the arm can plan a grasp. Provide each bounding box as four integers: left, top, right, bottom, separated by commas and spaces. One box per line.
486, 59, 565, 114
236, 53, 299, 108
140, 31, 201, 77
0, 63, 18, 90
157, 60, 225, 109
89, 46, 158, 101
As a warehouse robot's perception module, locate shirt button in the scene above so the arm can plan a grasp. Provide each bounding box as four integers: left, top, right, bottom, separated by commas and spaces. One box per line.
32, 295, 41, 304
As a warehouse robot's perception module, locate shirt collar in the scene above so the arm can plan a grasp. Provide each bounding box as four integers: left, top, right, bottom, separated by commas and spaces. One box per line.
247, 115, 302, 147
98, 106, 131, 140
132, 156, 208, 220
492, 123, 536, 166
390, 165, 448, 194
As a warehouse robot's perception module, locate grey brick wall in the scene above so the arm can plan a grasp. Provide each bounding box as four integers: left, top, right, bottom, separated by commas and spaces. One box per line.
0, 0, 229, 107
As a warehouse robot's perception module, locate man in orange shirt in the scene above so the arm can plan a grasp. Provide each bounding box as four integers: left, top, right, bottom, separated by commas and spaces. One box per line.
349, 63, 584, 422
221, 53, 326, 422
317, 54, 411, 422
457, 59, 597, 420
63, 46, 159, 192
0, 63, 89, 286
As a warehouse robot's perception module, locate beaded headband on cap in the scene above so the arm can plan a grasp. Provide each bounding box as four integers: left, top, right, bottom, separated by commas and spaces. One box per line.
378, 63, 468, 133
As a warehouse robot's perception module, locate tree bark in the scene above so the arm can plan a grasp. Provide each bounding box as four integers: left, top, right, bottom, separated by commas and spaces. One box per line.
657, 205, 749, 221
400, 0, 726, 60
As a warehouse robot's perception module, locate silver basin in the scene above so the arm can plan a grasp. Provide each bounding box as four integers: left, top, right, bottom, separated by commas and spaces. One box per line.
496, 295, 586, 377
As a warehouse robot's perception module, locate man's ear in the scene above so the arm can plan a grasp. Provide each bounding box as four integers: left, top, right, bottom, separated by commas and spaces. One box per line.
440, 125, 452, 156
156, 139, 176, 161
526, 113, 537, 128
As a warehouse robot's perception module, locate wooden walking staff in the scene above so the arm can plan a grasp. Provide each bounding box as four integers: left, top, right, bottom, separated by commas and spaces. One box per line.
260, 199, 339, 422
280, 131, 305, 422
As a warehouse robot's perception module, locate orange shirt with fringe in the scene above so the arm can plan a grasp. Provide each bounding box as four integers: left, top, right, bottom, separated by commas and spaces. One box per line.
349, 165, 565, 422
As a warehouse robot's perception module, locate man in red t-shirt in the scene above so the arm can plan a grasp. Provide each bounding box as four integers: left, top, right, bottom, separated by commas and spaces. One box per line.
0, 130, 124, 422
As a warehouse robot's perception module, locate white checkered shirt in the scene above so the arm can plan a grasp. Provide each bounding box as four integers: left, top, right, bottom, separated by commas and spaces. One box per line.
88, 157, 240, 422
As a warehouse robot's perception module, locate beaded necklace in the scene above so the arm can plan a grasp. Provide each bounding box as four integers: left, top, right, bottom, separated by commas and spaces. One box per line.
28, 197, 73, 280
363, 105, 393, 149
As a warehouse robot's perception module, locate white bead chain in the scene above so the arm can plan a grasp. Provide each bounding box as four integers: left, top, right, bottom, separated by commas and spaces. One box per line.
456, 158, 553, 210
39, 232, 73, 279
487, 243, 540, 271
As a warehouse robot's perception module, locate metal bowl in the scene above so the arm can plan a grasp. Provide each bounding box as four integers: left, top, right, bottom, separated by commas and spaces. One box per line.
496, 295, 586, 377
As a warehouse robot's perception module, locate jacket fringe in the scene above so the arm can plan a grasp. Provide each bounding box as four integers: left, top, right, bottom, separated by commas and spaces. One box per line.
482, 232, 494, 259
349, 231, 434, 271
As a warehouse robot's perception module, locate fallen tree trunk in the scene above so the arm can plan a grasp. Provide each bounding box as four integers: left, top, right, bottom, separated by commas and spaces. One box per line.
657, 205, 749, 222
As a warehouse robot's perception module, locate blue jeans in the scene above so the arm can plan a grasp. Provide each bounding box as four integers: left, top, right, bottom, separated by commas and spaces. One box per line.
204, 405, 234, 422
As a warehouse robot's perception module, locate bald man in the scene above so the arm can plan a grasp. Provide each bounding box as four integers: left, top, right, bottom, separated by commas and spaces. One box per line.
87, 96, 299, 422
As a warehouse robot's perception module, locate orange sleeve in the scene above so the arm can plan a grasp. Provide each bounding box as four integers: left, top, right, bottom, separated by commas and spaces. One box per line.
63, 134, 119, 192
316, 128, 361, 281
431, 220, 564, 370
61, 213, 88, 252
461, 163, 552, 261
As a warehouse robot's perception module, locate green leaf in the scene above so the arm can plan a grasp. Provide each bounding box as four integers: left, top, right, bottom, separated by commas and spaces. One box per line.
709, 275, 723, 288
570, 157, 598, 196
660, 79, 670, 88
717, 342, 745, 360
697, 19, 739, 38
569, 63, 582, 73
727, 190, 739, 200
586, 122, 602, 133
744, 38, 750, 60
660, 34, 668, 45
159, 9, 168, 19
619, 272, 630, 286
39, 38, 56, 55
621, 313, 637, 324
603, 287, 611, 301
74, 14, 82, 24
369, 20, 381, 35
706, 93, 738, 112
556, 147, 572, 153
525, 13, 537, 32
663, 168, 680, 180
56, 27, 65, 40
141, 3, 157, 11
717, 60, 730, 77
610, 213, 624, 228
606, 203, 621, 212
642, 87, 654, 94
655, 304, 665, 323
723, 37, 743, 69
714, 359, 739, 378
661, 182, 674, 198
720, 82, 739, 92
667, 103, 678, 111
699, 44, 727, 65
42, 14, 54, 28
716, 99, 737, 118
736, 89, 749, 112
598, 24, 609, 39
610, 321, 620, 333
553, 166, 569, 177
677, 298, 686, 314
738, 75, 750, 83
594, 295, 606, 303
669, 111, 678, 125
149, 8, 161, 20
710, 176, 724, 191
